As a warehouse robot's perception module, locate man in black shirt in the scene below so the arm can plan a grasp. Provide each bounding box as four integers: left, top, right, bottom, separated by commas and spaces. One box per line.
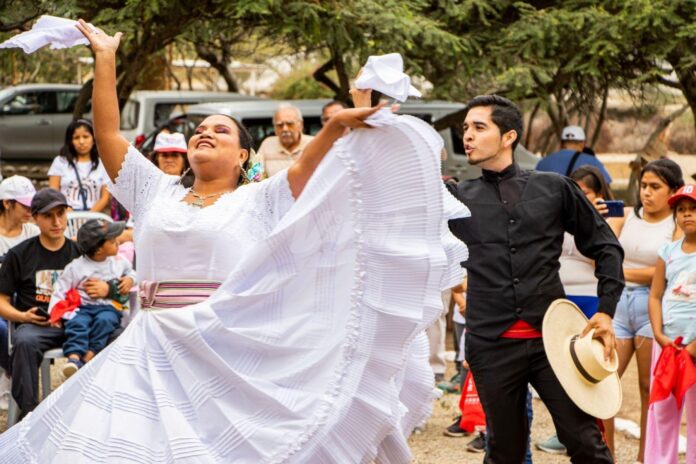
0, 189, 82, 415
448, 96, 624, 463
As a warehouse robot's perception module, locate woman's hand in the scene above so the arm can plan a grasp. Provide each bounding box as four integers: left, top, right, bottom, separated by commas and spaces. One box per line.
330, 103, 387, 130
592, 197, 609, 216
654, 331, 678, 349
75, 19, 122, 55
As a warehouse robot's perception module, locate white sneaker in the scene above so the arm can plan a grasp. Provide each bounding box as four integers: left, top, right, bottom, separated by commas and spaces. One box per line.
0, 373, 10, 410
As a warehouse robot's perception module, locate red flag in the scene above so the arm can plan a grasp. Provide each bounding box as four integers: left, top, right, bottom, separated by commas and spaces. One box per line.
650, 337, 696, 408
459, 371, 487, 433
49, 288, 81, 323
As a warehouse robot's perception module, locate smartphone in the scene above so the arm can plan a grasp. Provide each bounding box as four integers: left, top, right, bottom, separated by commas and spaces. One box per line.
599, 200, 624, 218
34, 307, 50, 319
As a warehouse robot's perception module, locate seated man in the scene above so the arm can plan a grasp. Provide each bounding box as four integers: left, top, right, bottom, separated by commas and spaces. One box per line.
0, 189, 109, 416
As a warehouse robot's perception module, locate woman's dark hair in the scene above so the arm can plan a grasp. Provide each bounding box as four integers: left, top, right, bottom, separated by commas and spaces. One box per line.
570, 166, 614, 201
635, 158, 684, 217
0, 199, 16, 215
59, 119, 99, 171
462, 95, 523, 150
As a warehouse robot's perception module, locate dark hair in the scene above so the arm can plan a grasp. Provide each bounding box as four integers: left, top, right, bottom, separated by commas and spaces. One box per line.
570, 166, 614, 200
635, 158, 684, 217
0, 199, 16, 215
462, 95, 523, 150
322, 100, 348, 113
193, 115, 254, 185
59, 119, 99, 171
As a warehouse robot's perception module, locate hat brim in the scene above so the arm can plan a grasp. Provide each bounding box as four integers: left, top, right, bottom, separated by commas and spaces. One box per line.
668, 193, 696, 208
32, 200, 69, 215
14, 196, 34, 207
155, 147, 188, 154
543, 299, 622, 420
104, 221, 127, 239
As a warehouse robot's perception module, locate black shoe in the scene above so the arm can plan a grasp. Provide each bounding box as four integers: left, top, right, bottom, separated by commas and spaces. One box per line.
443, 416, 470, 437
466, 432, 486, 453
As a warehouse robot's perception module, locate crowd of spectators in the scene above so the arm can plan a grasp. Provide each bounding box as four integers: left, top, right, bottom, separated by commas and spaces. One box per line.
0, 106, 694, 464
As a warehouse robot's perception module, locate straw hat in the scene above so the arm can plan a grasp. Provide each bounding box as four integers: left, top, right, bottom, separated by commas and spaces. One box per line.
542, 299, 622, 420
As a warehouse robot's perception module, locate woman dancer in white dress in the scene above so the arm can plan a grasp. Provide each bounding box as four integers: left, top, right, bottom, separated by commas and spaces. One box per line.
0, 22, 469, 464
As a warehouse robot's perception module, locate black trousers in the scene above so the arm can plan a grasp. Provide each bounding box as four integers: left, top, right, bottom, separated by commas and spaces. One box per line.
10, 324, 64, 413
466, 333, 613, 464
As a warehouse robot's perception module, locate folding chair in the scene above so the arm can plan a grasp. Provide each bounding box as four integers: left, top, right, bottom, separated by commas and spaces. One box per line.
65, 211, 112, 239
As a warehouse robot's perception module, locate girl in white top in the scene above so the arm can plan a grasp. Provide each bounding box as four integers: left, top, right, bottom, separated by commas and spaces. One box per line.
48, 119, 111, 212
0, 175, 39, 410
606, 158, 683, 463
0, 22, 469, 464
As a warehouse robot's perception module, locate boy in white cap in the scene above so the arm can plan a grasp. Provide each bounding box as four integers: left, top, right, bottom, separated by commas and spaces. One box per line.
536, 125, 613, 183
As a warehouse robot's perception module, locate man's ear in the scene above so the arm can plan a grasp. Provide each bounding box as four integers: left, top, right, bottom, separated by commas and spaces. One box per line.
503, 130, 518, 149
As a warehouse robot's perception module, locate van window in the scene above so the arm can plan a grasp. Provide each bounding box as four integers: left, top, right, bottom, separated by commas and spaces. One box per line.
56, 91, 80, 113
121, 100, 139, 130
2, 91, 56, 115
154, 102, 197, 128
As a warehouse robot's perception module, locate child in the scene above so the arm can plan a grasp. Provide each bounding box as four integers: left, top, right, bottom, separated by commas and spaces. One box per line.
49, 219, 136, 377
646, 184, 696, 463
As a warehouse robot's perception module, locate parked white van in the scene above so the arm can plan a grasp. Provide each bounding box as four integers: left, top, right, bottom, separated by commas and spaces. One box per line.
120, 90, 262, 146
139, 98, 539, 180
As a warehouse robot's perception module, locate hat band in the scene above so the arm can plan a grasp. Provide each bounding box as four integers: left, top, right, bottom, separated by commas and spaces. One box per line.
569, 335, 600, 384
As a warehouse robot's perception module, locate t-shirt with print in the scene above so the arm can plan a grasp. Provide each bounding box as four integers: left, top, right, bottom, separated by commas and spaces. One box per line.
0, 236, 81, 312
48, 156, 110, 211
658, 238, 696, 344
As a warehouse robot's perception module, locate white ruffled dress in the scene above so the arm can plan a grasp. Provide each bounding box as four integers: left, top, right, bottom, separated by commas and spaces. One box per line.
0, 110, 469, 463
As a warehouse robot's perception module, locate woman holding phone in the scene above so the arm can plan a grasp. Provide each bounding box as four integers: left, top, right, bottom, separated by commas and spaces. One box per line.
605, 159, 683, 463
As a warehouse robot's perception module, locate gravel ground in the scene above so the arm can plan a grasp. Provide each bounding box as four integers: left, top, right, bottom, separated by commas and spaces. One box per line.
0, 356, 687, 463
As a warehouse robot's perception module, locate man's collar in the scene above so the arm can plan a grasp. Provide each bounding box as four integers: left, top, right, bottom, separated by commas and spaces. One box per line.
482, 163, 519, 182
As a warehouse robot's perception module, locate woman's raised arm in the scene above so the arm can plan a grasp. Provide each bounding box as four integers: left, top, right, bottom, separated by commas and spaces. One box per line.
75, 20, 129, 182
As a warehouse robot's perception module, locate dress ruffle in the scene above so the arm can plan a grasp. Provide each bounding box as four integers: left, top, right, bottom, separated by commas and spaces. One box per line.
0, 110, 469, 464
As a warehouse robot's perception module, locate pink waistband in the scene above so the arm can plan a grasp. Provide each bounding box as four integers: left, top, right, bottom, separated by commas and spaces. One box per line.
139, 280, 221, 310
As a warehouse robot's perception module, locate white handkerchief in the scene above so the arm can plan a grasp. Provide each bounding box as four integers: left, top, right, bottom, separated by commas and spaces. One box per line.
355, 53, 422, 102
0, 15, 91, 54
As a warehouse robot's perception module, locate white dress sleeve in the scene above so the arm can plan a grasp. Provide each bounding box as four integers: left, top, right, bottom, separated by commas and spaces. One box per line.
246, 168, 295, 234
108, 145, 169, 221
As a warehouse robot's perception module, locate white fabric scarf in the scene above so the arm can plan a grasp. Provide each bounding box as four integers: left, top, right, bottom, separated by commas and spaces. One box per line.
355, 53, 422, 102
0, 15, 92, 54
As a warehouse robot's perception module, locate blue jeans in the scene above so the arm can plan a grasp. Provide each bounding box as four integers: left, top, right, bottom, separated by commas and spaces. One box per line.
613, 286, 652, 339
63, 305, 121, 357
0, 317, 8, 372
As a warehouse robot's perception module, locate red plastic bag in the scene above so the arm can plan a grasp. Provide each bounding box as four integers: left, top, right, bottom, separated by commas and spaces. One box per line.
458, 370, 487, 433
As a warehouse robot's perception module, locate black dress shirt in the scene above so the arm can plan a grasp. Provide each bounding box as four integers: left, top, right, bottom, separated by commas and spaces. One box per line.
448, 163, 624, 339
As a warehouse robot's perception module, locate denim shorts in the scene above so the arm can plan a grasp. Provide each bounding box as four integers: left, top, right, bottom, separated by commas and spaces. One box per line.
613, 286, 653, 339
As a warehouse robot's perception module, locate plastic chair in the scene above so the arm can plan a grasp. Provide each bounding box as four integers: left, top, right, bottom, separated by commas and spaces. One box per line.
5, 322, 64, 428
65, 211, 112, 238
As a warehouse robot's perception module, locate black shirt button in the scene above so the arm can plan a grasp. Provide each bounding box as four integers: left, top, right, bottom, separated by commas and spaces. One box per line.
502, 200, 508, 205
509, 219, 515, 224
510, 247, 517, 254
513, 278, 520, 284
515, 307, 523, 314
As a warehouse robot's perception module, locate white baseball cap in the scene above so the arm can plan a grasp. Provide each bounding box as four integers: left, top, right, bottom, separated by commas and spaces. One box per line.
561, 125, 586, 141
154, 132, 188, 153
0, 176, 36, 207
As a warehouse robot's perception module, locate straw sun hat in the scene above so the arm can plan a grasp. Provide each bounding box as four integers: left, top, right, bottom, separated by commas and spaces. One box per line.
542, 299, 622, 420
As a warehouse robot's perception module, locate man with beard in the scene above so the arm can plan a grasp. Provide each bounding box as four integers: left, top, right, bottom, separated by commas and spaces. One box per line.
257, 104, 315, 177
447, 95, 624, 463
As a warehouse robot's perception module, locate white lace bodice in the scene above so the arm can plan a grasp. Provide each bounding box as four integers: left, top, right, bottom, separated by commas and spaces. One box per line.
109, 146, 295, 282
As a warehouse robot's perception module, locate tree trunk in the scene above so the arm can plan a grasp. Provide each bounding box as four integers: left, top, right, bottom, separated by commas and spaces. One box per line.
195, 43, 239, 92
72, 78, 93, 120
313, 59, 340, 96
671, 62, 696, 134
331, 50, 350, 102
